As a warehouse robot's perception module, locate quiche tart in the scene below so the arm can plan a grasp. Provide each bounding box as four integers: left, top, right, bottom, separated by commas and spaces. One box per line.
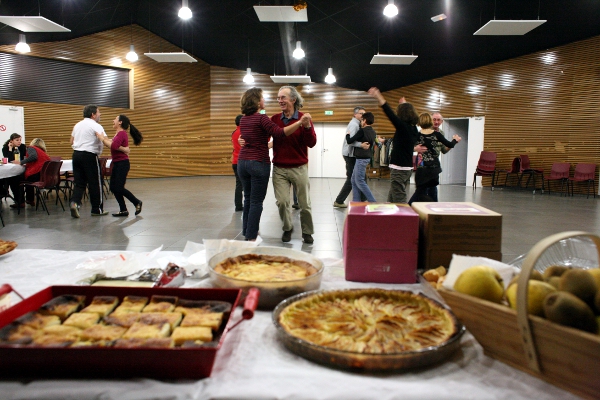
214, 254, 318, 282
274, 289, 463, 370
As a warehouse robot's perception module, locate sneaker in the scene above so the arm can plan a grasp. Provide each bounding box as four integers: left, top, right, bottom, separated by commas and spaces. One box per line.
135, 201, 143, 216
302, 234, 314, 244
292, 203, 300, 210
282, 228, 293, 243
91, 210, 109, 216
333, 202, 347, 208
112, 211, 129, 217
70, 202, 80, 218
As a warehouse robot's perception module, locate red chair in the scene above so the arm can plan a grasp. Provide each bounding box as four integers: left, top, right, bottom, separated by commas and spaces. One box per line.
99, 157, 113, 197
544, 163, 570, 196
500, 157, 521, 187
472, 151, 497, 190
569, 163, 596, 198
19, 160, 65, 215
518, 154, 544, 193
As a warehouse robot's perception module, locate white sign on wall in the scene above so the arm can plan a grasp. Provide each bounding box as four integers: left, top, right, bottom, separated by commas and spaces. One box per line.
0, 105, 25, 147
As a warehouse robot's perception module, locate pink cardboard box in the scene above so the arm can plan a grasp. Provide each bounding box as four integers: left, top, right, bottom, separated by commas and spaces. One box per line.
343, 202, 419, 283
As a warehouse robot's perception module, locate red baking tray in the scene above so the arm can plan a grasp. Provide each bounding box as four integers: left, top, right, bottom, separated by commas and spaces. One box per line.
0, 285, 251, 380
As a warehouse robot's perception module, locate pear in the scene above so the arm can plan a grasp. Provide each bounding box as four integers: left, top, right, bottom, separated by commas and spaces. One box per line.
505, 280, 556, 317
454, 265, 504, 304
507, 270, 543, 288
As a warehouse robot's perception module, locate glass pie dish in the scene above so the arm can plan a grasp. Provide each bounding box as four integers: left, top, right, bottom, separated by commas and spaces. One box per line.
207, 246, 323, 309
272, 288, 465, 371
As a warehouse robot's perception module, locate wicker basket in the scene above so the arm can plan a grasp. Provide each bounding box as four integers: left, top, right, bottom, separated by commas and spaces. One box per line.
439, 231, 600, 399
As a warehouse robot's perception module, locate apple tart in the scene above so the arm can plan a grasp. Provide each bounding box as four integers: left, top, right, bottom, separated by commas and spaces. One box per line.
214, 254, 318, 282
277, 289, 460, 355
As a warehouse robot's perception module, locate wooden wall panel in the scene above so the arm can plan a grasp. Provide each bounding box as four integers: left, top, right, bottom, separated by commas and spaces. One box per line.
381, 36, 600, 193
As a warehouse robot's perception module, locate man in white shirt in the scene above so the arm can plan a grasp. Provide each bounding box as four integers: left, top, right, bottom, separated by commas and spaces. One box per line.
69, 104, 108, 218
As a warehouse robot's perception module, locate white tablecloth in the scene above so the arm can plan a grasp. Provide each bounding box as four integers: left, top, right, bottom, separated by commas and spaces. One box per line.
0, 164, 25, 179
60, 159, 110, 174
0, 249, 579, 400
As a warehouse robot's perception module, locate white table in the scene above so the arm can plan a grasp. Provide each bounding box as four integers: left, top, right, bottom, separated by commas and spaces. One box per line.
0, 249, 579, 400
0, 163, 25, 179
60, 159, 110, 174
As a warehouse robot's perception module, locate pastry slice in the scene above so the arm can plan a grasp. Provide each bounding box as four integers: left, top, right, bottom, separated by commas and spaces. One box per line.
113, 296, 148, 313
0, 322, 39, 344
171, 326, 212, 346
103, 312, 141, 328
174, 299, 232, 315
81, 296, 119, 317
139, 312, 183, 331
142, 295, 178, 313
16, 312, 61, 330
32, 325, 82, 347
122, 322, 170, 339
80, 324, 127, 343
63, 312, 101, 329
114, 338, 174, 348
38, 294, 86, 321
180, 312, 223, 330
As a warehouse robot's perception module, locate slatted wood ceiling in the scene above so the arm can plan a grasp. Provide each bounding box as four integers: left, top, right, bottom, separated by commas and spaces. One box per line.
1, 26, 599, 193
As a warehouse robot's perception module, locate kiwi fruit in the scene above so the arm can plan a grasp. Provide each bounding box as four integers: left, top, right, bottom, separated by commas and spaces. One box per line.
543, 291, 598, 333
508, 270, 544, 288
559, 269, 598, 306
543, 265, 571, 280
595, 290, 600, 314
546, 276, 561, 289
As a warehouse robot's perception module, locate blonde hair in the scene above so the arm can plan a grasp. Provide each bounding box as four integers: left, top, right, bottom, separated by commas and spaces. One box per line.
418, 113, 433, 129
29, 138, 47, 152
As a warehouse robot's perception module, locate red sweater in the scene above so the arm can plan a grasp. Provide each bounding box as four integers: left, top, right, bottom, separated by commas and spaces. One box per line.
239, 113, 286, 163
271, 111, 317, 168
24, 146, 51, 178
231, 126, 241, 164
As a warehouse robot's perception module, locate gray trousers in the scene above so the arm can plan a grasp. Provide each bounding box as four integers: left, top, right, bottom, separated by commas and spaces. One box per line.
273, 164, 314, 234
388, 169, 412, 203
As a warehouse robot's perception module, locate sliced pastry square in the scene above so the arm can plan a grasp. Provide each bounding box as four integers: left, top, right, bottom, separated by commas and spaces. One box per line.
171, 326, 213, 346
114, 337, 174, 348
113, 295, 149, 313
32, 325, 82, 347
81, 296, 119, 317
180, 312, 223, 330
63, 312, 101, 329
142, 295, 178, 313
122, 322, 171, 339
38, 294, 86, 321
139, 312, 183, 331
16, 312, 61, 330
80, 324, 127, 343
0, 322, 39, 344
103, 312, 141, 328
174, 299, 232, 315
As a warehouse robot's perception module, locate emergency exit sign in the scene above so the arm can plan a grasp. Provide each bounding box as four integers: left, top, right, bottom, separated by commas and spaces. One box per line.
325, 110, 334, 115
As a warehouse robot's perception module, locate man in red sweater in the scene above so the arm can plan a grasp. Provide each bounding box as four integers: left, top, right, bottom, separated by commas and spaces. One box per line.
271, 86, 316, 244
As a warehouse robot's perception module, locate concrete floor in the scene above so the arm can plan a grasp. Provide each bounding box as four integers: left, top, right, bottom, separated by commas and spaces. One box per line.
1, 176, 598, 263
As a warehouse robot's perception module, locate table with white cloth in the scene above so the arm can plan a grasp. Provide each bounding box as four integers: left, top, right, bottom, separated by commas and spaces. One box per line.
0, 164, 25, 179
60, 159, 110, 174
0, 249, 579, 400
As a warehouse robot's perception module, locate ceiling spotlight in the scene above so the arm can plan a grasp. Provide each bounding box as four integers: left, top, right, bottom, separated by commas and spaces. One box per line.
15, 34, 30, 53
243, 68, 254, 84
178, 0, 192, 20
383, 0, 398, 18
292, 41, 305, 59
324, 67, 336, 84
431, 14, 447, 22
126, 44, 138, 62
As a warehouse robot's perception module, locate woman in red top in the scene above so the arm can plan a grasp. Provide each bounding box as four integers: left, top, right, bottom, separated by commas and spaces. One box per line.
237, 87, 310, 241
11, 138, 51, 208
231, 114, 243, 211
96, 115, 143, 217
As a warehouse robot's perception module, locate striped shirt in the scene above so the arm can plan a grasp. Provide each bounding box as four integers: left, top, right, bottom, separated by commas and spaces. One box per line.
239, 113, 286, 163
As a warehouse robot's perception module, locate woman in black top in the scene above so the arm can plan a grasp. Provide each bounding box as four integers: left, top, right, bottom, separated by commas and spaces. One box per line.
367, 87, 419, 203
1, 133, 27, 204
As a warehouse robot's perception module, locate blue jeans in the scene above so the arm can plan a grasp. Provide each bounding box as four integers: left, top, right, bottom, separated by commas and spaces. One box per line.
351, 158, 376, 202
237, 159, 271, 240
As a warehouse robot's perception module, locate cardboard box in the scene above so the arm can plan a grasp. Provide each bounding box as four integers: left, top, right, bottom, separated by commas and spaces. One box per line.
411, 202, 502, 270
343, 202, 419, 283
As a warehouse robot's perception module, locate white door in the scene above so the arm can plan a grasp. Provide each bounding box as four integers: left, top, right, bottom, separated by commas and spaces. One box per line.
0, 105, 25, 145
321, 123, 348, 178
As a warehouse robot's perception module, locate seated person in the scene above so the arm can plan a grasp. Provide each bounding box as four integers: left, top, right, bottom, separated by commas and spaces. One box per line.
2, 133, 27, 203
10, 138, 51, 208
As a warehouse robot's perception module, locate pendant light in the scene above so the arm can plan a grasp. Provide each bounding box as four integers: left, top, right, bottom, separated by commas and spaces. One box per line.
292, 41, 305, 59
178, 0, 192, 20
243, 39, 254, 84
15, 34, 30, 53
383, 0, 398, 18
125, 24, 138, 62
324, 52, 335, 84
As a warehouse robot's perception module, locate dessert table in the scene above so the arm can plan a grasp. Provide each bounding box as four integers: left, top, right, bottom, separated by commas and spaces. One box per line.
0, 249, 579, 400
